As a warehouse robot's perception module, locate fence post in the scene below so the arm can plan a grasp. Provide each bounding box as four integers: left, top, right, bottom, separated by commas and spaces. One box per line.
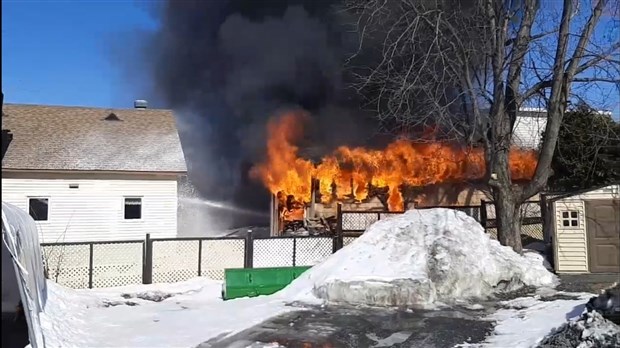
244, 230, 254, 268
480, 200, 488, 229
332, 236, 339, 253
336, 203, 344, 251
540, 195, 549, 243
142, 233, 153, 284
197, 239, 203, 277
292, 237, 297, 267
539, 194, 555, 269
88, 243, 94, 289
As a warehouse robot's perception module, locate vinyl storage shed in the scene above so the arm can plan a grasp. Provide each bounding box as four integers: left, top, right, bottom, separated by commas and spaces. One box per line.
551, 184, 620, 274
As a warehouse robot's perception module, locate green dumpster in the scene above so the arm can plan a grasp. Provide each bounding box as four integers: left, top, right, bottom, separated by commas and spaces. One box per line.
222, 266, 311, 300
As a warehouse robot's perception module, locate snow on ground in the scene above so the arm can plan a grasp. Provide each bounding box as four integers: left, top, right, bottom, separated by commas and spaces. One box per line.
39, 278, 297, 347
34, 208, 568, 347
279, 208, 557, 307
460, 293, 595, 348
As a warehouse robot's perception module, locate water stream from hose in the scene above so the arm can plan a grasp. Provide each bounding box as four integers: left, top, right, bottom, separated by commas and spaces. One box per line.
179, 197, 269, 218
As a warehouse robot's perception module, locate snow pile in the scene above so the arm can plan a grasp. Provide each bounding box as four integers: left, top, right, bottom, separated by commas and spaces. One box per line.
586, 283, 620, 323
280, 208, 557, 307
524, 241, 554, 271
537, 311, 620, 348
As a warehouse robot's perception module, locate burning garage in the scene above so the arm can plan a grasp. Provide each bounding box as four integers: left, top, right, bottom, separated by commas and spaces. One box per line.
251, 111, 538, 236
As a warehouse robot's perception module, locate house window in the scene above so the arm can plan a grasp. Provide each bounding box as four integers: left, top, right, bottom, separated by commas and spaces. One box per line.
124, 197, 142, 220
28, 198, 49, 221
561, 210, 579, 228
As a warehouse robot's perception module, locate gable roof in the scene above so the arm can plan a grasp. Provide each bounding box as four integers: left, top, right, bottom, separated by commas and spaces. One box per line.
2, 104, 187, 173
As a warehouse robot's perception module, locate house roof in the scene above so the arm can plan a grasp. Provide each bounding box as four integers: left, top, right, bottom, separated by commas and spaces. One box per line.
2, 104, 187, 173
516, 109, 546, 118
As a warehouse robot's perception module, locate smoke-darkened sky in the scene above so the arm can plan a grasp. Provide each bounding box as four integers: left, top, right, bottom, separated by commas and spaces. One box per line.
145, 0, 381, 224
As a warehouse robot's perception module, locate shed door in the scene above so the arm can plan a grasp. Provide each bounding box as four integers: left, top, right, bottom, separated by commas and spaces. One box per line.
586, 200, 620, 273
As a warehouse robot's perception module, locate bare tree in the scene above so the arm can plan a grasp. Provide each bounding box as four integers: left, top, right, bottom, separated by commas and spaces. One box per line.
345, 0, 620, 252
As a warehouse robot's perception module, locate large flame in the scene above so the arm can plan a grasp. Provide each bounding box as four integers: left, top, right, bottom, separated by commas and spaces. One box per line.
250, 111, 538, 211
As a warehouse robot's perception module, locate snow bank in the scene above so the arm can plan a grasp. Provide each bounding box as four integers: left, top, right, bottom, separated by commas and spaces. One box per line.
524, 242, 554, 272
280, 208, 557, 307
537, 311, 620, 348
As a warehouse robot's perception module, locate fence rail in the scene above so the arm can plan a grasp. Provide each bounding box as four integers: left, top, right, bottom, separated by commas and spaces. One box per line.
340, 201, 544, 242
42, 240, 144, 289
41, 233, 343, 289
42, 201, 545, 289
341, 204, 484, 234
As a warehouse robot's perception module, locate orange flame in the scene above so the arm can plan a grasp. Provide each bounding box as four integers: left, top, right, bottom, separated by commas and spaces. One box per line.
250, 111, 538, 211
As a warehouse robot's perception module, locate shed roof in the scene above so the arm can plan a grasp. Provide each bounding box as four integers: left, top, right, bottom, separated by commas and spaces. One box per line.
2, 104, 187, 173
549, 183, 620, 203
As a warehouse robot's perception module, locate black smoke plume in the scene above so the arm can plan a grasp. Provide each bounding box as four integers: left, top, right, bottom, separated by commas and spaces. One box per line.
145, 0, 380, 229
144, 0, 483, 231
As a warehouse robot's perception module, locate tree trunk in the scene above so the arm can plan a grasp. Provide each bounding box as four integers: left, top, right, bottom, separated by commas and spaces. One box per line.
494, 189, 523, 253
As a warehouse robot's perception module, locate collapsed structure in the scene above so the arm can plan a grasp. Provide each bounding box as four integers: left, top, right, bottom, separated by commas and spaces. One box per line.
268, 183, 494, 236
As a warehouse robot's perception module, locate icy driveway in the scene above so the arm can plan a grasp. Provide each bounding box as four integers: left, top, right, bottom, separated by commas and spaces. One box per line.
200, 292, 596, 348
200, 304, 495, 348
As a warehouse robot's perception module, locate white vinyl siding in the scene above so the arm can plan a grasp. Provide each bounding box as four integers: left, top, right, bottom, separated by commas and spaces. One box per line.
1, 178, 178, 242
553, 200, 588, 273
512, 115, 546, 149
552, 185, 620, 274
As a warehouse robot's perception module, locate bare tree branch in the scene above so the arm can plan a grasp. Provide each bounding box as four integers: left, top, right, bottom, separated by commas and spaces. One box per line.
572, 77, 620, 83
523, 0, 610, 200
345, 0, 619, 252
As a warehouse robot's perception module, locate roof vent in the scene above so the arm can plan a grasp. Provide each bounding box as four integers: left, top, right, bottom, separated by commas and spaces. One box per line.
104, 112, 122, 121
134, 100, 148, 109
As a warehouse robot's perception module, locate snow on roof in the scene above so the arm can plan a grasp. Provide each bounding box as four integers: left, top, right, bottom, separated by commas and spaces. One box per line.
2, 104, 187, 173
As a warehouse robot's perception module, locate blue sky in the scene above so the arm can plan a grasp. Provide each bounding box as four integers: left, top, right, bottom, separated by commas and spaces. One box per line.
2, 0, 157, 109
2, 0, 618, 117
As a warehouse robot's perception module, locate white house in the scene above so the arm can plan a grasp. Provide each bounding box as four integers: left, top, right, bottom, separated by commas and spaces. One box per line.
1, 102, 188, 243
550, 184, 620, 274
513, 108, 547, 149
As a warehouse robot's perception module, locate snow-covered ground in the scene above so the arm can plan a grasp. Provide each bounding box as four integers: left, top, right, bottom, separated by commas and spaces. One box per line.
29, 208, 617, 348
38, 276, 618, 348
462, 291, 620, 348
38, 278, 298, 347
468, 293, 592, 348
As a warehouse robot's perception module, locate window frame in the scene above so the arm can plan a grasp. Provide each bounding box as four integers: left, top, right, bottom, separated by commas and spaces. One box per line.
559, 209, 580, 229
27, 197, 50, 222
123, 196, 143, 221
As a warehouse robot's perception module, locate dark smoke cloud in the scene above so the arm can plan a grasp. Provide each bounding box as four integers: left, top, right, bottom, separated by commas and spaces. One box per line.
146, 0, 380, 227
